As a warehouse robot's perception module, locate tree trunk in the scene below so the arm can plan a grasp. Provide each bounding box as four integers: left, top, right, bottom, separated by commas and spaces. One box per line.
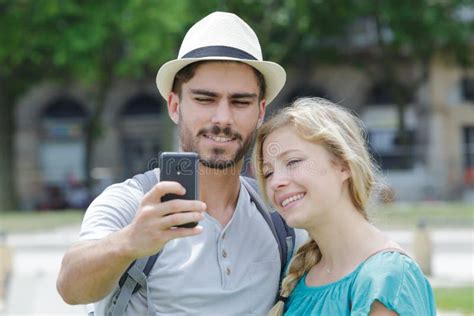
0, 78, 17, 211
84, 108, 103, 192
84, 72, 112, 194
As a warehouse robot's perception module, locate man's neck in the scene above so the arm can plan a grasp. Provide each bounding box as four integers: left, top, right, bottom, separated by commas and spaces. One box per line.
198, 164, 243, 226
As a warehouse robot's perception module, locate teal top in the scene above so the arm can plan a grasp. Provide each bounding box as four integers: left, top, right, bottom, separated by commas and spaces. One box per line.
284, 252, 436, 316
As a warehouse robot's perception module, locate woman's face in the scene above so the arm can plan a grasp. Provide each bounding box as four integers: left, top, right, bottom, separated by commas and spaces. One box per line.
261, 127, 350, 228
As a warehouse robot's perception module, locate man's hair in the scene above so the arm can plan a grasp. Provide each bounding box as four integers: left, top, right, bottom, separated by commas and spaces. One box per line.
171, 61, 266, 102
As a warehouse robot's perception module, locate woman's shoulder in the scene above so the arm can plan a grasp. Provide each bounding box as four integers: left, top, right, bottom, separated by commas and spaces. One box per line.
350, 250, 436, 315
357, 250, 415, 279
354, 250, 430, 292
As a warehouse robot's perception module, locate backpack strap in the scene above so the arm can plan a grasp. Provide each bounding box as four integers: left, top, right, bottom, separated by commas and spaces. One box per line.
133, 169, 159, 193
240, 176, 296, 274
109, 256, 156, 316
106, 169, 160, 316
108, 172, 295, 315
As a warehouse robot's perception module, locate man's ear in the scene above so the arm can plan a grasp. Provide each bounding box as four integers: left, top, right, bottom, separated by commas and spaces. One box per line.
257, 100, 267, 128
167, 92, 180, 124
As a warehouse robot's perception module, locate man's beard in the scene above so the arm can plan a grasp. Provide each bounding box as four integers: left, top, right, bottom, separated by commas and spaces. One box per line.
179, 122, 256, 170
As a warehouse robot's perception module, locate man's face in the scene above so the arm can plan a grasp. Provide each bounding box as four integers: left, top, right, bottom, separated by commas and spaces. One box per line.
168, 62, 266, 170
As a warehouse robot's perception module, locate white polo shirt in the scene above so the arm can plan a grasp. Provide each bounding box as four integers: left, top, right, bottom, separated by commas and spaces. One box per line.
80, 174, 296, 315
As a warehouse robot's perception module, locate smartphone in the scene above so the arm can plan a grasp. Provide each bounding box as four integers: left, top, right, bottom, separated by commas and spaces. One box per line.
159, 152, 200, 228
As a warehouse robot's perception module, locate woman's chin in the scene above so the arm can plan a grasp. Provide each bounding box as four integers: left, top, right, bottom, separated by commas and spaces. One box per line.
281, 214, 303, 229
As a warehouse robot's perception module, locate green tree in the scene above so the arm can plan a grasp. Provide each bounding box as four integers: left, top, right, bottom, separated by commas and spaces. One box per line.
225, 0, 472, 142
0, 0, 199, 211
1, 0, 472, 210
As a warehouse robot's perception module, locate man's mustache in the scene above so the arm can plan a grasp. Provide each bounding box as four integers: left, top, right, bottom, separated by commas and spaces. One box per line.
198, 125, 243, 141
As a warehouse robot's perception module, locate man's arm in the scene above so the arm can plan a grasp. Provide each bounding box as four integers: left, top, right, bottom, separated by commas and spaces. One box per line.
56, 231, 135, 304
56, 181, 206, 304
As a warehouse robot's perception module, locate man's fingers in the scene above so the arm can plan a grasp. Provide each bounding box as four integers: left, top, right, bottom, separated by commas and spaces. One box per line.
159, 199, 206, 216
163, 225, 204, 240
141, 181, 185, 205
141, 199, 206, 217
159, 211, 205, 229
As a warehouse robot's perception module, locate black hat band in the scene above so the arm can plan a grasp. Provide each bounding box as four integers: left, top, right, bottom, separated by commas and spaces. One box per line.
182, 45, 257, 61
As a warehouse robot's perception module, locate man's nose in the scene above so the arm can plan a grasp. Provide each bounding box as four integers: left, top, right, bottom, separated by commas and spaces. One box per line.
211, 100, 233, 126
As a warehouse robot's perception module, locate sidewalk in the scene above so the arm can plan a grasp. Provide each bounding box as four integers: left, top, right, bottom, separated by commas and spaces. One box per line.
3, 225, 86, 315
2, 225, 473, 315
384, 229, 474, 287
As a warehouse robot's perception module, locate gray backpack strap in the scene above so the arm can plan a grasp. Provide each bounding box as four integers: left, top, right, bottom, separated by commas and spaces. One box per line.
105, 169, 160, 316
240, 176, 295, 273
108, 257, 155, 316
133, 169, 159, 193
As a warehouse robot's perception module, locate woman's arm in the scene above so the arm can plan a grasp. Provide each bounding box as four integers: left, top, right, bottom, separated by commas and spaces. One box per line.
369, 300, 398, 316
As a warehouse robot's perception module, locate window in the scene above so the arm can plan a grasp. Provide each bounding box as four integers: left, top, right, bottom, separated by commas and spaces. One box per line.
463, 126, 474, 185
120, 94, 162, 177
368, 83, 394, 105
368, 128, 415, 170
40, 97, 87, 182
120, 94, 162, 116
368, 82, 414, 105
461, 77, 474, 102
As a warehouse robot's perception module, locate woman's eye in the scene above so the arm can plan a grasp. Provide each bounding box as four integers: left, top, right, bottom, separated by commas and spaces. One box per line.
287, 159, 301, 168
263, 171, 273, 179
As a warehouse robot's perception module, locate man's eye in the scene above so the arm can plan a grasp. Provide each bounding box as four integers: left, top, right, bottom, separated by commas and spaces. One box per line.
195, 98, 213, 103
233, 100, 251, 107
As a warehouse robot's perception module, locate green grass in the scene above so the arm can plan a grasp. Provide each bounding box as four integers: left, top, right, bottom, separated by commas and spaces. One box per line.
435, 286, 474, 315
371, 202, 474, 229
0, 210, 84, 233
0, 202, 472, 233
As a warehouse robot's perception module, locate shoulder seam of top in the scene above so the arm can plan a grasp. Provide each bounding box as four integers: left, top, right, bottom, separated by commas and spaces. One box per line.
393, 253, 407, 306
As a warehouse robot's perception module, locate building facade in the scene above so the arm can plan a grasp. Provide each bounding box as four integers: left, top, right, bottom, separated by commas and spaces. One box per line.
13, 56, 474, 209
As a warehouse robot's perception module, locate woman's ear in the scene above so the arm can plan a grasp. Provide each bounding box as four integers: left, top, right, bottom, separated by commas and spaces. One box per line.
340, 163, 351, 182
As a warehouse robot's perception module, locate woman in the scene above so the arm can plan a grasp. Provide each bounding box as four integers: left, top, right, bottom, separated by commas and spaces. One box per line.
253, 98, 435, 315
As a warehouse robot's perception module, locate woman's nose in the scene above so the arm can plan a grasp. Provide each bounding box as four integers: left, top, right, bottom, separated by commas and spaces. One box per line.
268, 169, 290, 192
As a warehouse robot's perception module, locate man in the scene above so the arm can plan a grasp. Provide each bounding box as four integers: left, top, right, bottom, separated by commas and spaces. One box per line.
57, 11, 304, 315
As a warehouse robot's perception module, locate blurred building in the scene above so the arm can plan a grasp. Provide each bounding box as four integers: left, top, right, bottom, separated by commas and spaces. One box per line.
278, 54, 474, 202
12, 55, 474, 209
14, 80, 175, 210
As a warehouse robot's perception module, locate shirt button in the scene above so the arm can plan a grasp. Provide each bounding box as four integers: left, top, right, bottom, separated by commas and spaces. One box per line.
222, 250, 227, 258
226, 267, 231, 275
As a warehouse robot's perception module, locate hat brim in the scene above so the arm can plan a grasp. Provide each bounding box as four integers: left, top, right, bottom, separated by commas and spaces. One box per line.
156, 57, 286, 104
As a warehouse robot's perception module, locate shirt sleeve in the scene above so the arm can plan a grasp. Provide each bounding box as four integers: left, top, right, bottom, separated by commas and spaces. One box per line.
350, 252, 436, 316
79, 178, 144, 241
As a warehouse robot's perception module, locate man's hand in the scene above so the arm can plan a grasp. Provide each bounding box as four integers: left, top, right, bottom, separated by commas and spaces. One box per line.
57, 181, 206, 305
121, 181, 206, 259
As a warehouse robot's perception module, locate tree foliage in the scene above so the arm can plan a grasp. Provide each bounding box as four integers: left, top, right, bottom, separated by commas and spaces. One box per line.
0, 0, 472, 210
0, 0, 199, 210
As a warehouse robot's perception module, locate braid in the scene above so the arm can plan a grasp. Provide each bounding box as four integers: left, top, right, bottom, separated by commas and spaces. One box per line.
267, 239, 321, 316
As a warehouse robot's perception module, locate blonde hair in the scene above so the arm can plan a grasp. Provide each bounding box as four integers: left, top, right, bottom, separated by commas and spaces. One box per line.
252, 97, 381, 315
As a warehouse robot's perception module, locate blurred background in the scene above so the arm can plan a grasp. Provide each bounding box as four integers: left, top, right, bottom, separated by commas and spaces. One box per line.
0, 0, 473, 315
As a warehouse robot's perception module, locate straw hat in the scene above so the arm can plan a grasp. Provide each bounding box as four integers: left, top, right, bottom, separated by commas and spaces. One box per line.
156, 11, 286, 104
